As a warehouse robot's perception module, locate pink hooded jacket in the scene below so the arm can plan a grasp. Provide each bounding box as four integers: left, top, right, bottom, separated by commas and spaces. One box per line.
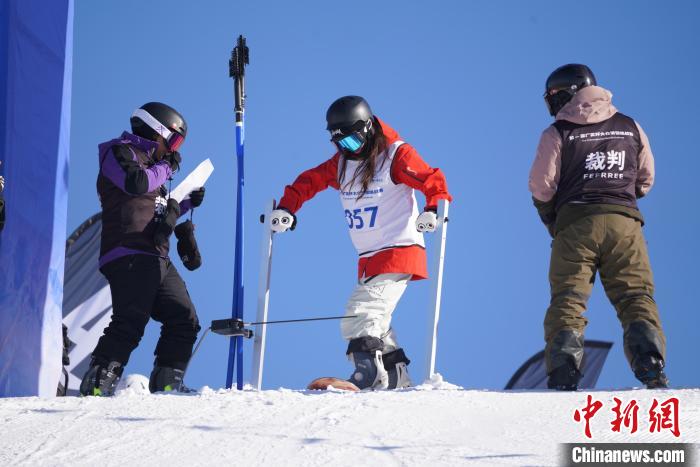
529, 86, 655, 203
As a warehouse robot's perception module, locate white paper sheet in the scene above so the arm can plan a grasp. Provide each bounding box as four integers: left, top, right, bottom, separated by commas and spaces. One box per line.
169, 158, 215, 202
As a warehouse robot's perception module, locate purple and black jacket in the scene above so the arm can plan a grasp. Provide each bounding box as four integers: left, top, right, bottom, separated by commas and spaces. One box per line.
97, 132, 191, 268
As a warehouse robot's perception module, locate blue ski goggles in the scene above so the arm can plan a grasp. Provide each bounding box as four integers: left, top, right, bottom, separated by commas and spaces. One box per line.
330, 120, 371, 153
335, 133, 364, 152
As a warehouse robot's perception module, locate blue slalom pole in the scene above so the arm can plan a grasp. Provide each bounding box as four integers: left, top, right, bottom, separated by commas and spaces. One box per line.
225, 121, 244, 389
226, 35, 249, 390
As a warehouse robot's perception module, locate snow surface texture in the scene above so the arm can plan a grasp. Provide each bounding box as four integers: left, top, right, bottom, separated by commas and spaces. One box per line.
1, 374, 697, 466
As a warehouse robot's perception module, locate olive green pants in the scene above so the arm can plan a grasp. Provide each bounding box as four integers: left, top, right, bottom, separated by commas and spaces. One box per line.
544, 213, 666, 369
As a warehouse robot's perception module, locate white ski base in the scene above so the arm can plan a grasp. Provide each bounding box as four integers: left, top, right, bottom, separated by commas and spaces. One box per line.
1, 376, 697, 466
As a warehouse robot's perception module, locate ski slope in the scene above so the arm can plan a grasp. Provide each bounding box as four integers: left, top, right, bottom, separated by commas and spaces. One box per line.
1, 375, 697, 466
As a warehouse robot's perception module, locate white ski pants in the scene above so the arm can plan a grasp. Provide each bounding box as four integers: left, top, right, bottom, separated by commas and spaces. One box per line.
341, 273, 411, 352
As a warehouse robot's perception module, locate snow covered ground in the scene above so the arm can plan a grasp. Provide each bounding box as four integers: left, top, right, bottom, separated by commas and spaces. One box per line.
1, 375, 697, 466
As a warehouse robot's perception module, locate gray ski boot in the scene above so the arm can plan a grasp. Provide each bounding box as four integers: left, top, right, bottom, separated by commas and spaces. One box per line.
383, 348, 412, 389
79, 359, 123, 397
149, 366, 195, 393
346, 336, 389, 390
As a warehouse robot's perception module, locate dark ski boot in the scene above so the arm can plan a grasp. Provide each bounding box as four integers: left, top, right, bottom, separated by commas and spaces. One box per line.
346, 336, 388, 390
383, 349, 412, 389
633, 353, 669, 389
149, 366, 195, 393
623, 321, 669, 389
545, 329, 584, 391
547, 361, 582, 391
348, 351, 388, 390
79, 359, 123, 397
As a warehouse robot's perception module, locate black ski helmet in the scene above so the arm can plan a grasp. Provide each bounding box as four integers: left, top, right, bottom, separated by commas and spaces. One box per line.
326, 96, 375, 154
326, 96, 373, 131
544, 64, 597, 116
130, 102, 187, 150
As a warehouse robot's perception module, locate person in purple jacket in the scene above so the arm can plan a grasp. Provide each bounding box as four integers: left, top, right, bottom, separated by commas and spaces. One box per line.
80, 102, 205, 396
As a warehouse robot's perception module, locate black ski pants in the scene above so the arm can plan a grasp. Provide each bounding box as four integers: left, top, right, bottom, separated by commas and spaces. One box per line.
93, 254, 201, 370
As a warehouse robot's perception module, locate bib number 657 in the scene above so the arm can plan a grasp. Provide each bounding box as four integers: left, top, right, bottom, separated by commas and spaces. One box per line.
345, 206, 378, 230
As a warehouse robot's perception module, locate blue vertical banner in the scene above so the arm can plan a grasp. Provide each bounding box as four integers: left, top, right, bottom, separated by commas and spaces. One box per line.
0, 0, 73, 397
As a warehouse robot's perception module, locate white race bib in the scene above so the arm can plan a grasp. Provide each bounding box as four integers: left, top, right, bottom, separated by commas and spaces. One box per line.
338, 141, 424, 257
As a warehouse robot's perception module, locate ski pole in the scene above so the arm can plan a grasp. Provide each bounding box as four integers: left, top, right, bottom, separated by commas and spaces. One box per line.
425, 199, 449, 382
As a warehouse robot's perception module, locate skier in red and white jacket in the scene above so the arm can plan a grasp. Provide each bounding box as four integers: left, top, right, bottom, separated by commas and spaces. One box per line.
271, 96, 452, 390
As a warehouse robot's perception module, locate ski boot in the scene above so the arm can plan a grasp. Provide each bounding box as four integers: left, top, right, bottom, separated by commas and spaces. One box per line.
149, 366, 195, 394
545, 329, 584, 391
346, 336, 388, 390
623, 321, 669, 389
79, 359, 123, 397
383, 349, 412, 389
633, 353, 669, 389
547, 360, 582, 391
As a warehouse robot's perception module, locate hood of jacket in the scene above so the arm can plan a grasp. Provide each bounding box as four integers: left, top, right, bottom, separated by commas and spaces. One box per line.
556, 85, 618, 124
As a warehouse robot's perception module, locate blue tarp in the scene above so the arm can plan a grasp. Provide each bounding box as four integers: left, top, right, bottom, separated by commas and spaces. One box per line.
0, 0, 73, 397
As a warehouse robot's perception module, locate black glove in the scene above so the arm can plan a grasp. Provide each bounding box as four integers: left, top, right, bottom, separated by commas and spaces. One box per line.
190, 187, 205, 207
163, 151, 181, 172
153, 198, 181, 246
175, 220, 202, 270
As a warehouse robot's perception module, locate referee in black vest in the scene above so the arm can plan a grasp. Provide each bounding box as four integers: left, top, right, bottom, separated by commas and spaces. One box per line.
529, 64, 668, 390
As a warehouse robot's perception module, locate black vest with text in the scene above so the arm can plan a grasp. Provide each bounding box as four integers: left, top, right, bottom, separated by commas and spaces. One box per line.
553, 112, 641, 213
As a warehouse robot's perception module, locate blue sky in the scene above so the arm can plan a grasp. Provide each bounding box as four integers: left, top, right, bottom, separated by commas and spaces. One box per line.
68, 0, 699, 390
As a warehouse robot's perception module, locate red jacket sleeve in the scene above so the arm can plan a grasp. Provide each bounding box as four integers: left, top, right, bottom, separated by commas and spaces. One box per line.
391, 144, 452, 210
278, 154, 340, 213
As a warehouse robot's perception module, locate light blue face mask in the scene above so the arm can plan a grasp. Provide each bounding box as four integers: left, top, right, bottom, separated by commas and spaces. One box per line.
336, 133, 364, 152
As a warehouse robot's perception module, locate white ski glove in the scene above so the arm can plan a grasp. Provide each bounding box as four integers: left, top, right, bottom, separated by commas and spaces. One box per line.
269, 208, 296, 233
416, 210, 438, 233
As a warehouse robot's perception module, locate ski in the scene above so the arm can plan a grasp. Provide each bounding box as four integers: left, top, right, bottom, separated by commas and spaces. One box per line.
425, 199, 449, 381
251, 199, 276, 390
